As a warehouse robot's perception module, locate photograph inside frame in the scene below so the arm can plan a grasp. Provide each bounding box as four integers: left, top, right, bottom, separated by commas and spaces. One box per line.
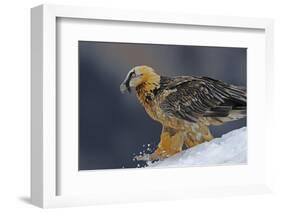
78, 41, 247, 170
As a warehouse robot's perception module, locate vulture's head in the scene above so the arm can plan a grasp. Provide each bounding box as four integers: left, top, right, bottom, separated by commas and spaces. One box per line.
120, 65, 160, 93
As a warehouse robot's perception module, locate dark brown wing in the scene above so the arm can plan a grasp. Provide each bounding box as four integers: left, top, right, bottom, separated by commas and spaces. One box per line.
159, 76, 246, 123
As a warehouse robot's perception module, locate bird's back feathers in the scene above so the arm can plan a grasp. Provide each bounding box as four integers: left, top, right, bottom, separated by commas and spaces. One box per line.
158, 75, 246, 124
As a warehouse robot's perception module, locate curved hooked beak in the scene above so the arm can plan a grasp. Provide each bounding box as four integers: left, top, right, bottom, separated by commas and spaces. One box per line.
120, 78, 131, 94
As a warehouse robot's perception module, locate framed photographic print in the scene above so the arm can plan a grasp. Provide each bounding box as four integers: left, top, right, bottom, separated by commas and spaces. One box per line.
31, 4, 274, 208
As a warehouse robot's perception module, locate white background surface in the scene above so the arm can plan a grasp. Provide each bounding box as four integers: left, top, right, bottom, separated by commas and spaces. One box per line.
58, 17, 266, 198
0, 0, 281, 212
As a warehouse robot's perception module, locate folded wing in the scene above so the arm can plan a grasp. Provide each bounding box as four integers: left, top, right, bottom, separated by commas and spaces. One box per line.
160, 76, 246, 123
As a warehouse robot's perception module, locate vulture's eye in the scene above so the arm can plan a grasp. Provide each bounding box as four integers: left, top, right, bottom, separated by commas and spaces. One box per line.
131, 72, 136, 78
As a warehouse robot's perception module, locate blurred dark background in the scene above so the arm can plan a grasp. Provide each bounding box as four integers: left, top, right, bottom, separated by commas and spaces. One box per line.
78, 41, 246, 170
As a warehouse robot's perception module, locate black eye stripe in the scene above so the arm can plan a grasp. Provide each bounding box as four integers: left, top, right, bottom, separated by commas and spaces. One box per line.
125, 78, 131, 92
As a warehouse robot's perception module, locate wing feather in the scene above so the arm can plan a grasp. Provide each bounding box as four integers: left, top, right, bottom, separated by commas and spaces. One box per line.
159, 76, 246, 123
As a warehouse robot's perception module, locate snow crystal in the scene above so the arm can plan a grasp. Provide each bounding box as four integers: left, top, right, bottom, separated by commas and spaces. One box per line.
148, 127, 247, 168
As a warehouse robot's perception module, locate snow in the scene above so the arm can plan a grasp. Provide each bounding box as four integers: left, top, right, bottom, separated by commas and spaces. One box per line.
147, 127, 247, 168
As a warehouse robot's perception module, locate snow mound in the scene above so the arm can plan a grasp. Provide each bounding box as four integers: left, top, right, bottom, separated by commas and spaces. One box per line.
148, 127, 247, 168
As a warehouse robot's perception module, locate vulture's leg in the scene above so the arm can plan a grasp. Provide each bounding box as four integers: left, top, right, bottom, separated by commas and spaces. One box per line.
184, 124, 213, 148
150, 126, 184, 160
198, 124, 214, 142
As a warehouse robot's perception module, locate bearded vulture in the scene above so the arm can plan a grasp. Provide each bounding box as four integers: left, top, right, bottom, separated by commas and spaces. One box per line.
120, 65, 246, 160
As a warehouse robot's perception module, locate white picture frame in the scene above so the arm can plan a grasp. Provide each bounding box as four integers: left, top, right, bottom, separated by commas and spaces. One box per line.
31, 4, 274, 208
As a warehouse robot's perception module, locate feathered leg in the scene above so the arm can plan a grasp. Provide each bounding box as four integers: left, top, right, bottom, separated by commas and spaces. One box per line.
150, 126, 184, 160
150, 125, 213, 160
184, 124, 213, 148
